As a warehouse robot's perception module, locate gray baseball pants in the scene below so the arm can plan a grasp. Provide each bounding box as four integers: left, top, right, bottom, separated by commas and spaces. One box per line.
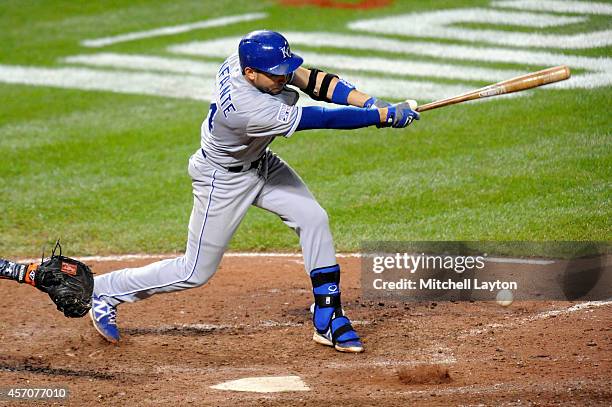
93, 150, 336, 306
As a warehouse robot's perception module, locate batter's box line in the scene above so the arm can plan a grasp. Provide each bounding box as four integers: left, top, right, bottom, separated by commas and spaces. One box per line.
122, 320, 313, 337
459, 299, 612, 338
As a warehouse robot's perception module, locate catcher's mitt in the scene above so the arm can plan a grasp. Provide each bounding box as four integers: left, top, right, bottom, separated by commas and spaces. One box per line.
23, 241, 94, 318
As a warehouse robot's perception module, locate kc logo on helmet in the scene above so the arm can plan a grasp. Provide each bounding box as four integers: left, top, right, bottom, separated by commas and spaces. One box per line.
280, 45, 291, 59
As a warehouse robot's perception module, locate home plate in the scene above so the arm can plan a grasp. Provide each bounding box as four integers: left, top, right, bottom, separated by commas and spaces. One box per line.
210, 375, 310, 393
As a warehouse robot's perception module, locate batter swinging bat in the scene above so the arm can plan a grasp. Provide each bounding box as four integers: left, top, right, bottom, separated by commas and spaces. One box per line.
416, 65, 571, 113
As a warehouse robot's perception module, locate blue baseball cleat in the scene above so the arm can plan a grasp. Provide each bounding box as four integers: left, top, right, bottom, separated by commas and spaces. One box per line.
312, 315, 364, 353
89, 295, 120, 344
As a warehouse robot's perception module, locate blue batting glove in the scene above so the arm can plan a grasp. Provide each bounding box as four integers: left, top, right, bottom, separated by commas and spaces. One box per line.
383, 101, 420, 128
364, 97, 392, 109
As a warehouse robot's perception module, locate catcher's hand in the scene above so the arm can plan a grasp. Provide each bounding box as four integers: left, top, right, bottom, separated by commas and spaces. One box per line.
22, 242, 94, 318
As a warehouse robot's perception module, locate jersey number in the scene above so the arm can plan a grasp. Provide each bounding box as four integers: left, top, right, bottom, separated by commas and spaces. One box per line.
207, 102, 218, 132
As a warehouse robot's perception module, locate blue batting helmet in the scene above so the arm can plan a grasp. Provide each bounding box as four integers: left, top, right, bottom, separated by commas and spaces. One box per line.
238, 30, 303, 75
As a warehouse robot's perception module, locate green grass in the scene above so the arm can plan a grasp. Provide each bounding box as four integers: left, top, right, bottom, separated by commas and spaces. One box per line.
0, 0, 610, 256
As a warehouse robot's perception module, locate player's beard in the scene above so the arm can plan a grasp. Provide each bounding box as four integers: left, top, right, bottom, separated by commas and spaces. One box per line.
263, 75, 290, 95
256, 83, 284, 95
249, 72, 289, 95
266, 85, 284, 95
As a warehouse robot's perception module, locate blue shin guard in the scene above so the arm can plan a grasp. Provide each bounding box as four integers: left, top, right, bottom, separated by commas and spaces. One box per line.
310, 265, 363, 353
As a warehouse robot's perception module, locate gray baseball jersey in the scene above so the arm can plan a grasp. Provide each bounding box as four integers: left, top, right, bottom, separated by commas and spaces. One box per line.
201, 53, 302, 167
93, 54, 335, 306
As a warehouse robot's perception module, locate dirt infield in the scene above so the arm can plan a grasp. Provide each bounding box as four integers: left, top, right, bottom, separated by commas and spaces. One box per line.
1, 255, 610, 406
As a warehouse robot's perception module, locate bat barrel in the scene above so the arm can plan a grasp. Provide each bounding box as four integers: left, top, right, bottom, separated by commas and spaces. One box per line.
416, 65, 570, 113
496, 65, 570, 93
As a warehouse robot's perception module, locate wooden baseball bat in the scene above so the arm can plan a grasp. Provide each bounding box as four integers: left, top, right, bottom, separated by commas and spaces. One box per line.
415, 65, 570, 112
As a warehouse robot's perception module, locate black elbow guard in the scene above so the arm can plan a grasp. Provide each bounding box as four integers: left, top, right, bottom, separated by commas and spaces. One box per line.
305, 68, 338, 102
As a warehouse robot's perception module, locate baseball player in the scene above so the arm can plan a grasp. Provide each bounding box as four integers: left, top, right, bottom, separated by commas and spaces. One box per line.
90, 30, 419, 353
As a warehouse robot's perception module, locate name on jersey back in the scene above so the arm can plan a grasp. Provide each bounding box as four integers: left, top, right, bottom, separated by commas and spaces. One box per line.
217, 60, 236, 118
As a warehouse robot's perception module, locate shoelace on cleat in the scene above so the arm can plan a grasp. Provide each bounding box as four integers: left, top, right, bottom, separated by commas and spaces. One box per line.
93, 300, 116, 324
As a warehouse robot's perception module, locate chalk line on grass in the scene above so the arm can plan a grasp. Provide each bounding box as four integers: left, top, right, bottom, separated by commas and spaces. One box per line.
492, 0, 612, 15
348, 8, 612, 49
81, 13, 266, 47
0, 64, 211, 100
